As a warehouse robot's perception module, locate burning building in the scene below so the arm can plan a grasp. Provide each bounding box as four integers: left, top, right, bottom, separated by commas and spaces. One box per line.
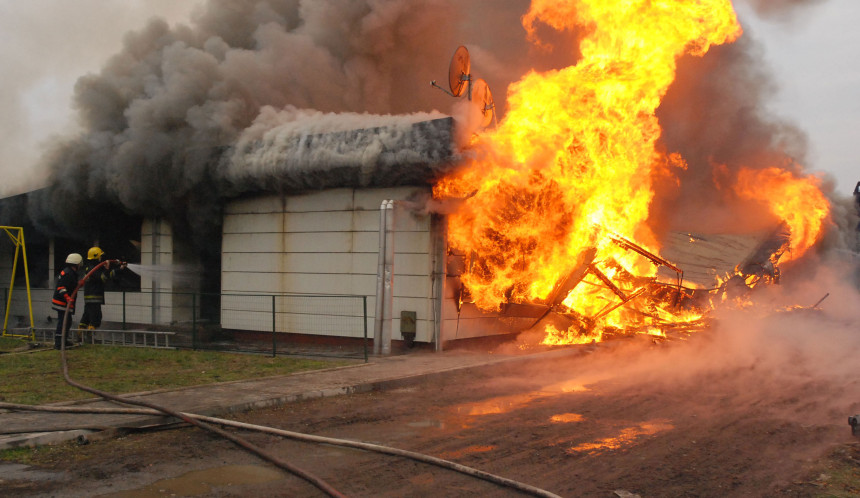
0, 0, 839, 352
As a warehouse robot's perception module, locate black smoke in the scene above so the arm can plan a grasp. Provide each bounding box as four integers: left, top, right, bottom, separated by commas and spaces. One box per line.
4, 0, 846, 269
14, 0, 580, 248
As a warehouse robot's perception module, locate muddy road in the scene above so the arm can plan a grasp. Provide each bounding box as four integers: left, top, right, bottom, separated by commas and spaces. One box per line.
3, 307, 860, 497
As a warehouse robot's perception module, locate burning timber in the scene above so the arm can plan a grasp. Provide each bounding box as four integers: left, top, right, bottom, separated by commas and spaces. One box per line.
448, 224, 793, 344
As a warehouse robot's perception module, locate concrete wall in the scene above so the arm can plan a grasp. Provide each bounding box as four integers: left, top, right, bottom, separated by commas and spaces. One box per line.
222, 187, 437, 342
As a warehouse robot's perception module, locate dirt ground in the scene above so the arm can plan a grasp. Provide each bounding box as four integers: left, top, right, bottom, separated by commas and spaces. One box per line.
2, 314, 860, 497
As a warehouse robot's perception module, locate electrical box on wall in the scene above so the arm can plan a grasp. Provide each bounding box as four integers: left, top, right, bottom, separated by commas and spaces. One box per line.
400, 310, 417, 347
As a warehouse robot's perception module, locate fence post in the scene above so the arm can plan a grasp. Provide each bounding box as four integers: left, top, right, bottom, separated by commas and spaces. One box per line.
122, 291, 127, 330
272, 295, 276, 358
192, 292, 197, 351
363, 296, 368, 363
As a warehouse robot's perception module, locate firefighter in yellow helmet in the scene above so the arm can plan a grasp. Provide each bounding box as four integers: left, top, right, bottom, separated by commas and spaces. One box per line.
78, 246, 126, 333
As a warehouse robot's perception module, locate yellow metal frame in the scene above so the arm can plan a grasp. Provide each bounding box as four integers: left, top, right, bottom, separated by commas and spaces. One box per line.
2, 226, 35, 340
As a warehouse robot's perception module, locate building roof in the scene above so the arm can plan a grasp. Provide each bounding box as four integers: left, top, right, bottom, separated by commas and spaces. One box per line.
221, 117, 457, 197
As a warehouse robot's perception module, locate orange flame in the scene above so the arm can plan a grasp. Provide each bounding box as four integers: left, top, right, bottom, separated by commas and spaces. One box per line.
733, 167, 830, 262
436, 2, 831, 345
435, 0, 741, 317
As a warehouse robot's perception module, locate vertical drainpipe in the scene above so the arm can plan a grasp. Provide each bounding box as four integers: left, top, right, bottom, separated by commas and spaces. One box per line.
382, 200, 395, 355
430, 214, 445, 352
373, 200, 395, 355
373, 201, 389, 355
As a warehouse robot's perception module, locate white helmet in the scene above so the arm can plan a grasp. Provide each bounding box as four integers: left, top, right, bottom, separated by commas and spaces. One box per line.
65, 253, 83, 265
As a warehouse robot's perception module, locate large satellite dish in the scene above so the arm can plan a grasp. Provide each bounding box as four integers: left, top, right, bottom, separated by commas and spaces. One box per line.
448, 45, 470, 97
430, 45, 496, 129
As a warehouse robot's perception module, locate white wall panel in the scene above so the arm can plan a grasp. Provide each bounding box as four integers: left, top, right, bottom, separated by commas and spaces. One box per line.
392, 210, 430, 232
223, 271, 280, 293
392, 232, 430, 254
352, 210, 381, 232
353, 187, 427, 210
392, 275, 431, 299
352, 253, 378, 274
282, 211, 354, 233
222, 233, 283, 253
393, 253, 430, 276
225, 196, 284, 215
351, 232, 380, 253
223, 213, 284, 234
224, 232, 358, 254
222, 253, 285, 273
286, 189, 354, 212
221, 186, 437, 342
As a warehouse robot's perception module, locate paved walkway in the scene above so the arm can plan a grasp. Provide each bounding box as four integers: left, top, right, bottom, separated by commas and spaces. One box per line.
0, 348, 580, 450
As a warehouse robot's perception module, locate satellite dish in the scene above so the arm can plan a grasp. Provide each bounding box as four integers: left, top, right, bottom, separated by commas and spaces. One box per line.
471, 78, 495, 128
448, 45, 471, 97
430, 45, 496, 128
431, 46, 472, 98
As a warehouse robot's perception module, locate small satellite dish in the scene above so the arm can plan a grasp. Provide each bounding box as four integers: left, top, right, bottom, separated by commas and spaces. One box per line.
448, 45, 471, 97
471, 78, 495, 128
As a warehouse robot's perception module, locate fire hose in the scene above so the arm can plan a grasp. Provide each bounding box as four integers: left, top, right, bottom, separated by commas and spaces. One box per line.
42, 260, 562, 497
56, 259, 346, 498
0, 402, 562, 498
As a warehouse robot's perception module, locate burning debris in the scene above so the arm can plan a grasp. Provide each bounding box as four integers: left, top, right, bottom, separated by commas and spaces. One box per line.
447, 222, 795, 345
433, 0, 832, 346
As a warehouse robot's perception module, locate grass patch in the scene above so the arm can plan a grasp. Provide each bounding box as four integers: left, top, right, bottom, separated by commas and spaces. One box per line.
0, 345, 355, 405
0, 446, 38, 464
809, 443, 860, 497
0, 336, 31, 353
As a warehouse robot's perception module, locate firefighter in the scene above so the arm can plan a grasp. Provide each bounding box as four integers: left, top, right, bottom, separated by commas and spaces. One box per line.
52, 253, 82, 350
79, 246, 126, 333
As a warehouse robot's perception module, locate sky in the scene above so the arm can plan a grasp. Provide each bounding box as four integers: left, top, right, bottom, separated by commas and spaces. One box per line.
0, 0, 858, 197
737, 0, 860, 195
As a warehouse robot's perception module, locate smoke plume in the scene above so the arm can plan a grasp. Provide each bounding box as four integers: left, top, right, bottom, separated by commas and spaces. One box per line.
9, 0, 581, 248
3, 0, 850, 269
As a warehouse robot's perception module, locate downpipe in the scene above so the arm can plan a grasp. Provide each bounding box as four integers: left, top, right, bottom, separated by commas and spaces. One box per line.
374, 200, 395, 355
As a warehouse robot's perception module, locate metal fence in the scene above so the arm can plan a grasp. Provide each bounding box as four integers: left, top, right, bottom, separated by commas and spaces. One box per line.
3, 288, 369, 361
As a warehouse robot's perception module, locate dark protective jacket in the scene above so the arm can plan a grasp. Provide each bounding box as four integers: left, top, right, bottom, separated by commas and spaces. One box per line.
51, 265, 79, 313
82, 258, 117, 304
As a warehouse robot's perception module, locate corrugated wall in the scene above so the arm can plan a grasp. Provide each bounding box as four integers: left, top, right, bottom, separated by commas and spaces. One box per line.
222, 187, 436, 342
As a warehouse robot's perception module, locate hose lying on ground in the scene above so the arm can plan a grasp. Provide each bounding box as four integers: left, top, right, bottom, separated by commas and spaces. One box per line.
54, 260, 345, 498
40, 260, 562, 497
0, 401, 562, 498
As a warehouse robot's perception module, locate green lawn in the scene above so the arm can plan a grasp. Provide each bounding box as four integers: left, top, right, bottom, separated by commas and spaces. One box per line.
0, 336, 31, 353
0, 344, 354, 405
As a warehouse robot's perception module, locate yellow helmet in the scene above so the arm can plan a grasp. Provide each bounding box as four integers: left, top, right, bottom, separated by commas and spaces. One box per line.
87, 246, 104, 260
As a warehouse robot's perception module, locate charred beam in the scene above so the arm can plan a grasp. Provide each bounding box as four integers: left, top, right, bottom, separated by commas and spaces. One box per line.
588, 264, 628, 301
607, 232, 683, 275
592, 287, 648, 322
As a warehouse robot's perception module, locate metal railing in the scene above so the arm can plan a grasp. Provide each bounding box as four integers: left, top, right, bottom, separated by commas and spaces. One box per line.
2, 288, 370, 361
